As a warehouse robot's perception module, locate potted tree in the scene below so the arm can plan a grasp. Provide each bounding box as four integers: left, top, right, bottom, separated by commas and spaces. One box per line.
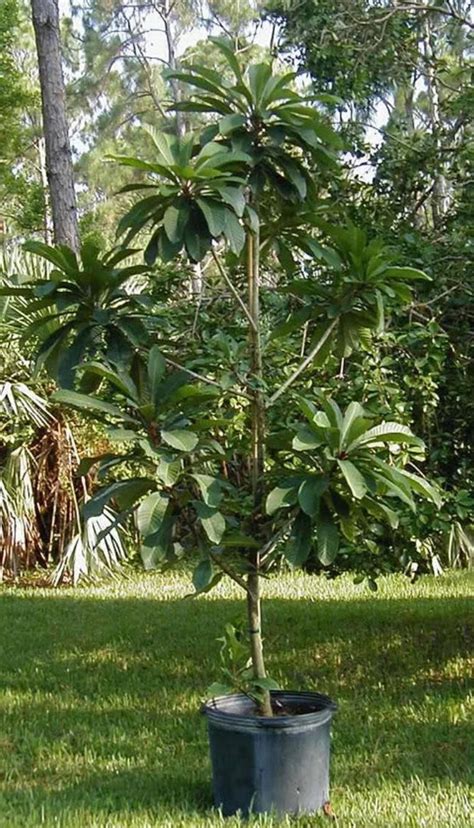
29, 41, 440, 816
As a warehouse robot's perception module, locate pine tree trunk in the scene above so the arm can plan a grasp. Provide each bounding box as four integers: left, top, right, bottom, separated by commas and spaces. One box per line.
31, 0, 79, 251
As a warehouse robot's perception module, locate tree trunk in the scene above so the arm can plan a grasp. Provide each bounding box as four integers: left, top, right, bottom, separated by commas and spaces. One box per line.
31, 0, 79, 251
37, 137, 53, 245
423, 13, 448, 227
246, 222, 272, 717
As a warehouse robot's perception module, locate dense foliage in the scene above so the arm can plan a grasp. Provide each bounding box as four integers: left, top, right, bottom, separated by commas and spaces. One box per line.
0, 0, 472, 593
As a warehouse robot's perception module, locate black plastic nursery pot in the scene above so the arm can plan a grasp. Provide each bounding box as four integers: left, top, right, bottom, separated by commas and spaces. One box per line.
203, 690, 337, 817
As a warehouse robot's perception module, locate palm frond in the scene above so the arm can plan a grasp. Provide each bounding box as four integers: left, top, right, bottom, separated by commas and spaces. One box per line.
52, 505, 128, 586
0, 382, 53, 428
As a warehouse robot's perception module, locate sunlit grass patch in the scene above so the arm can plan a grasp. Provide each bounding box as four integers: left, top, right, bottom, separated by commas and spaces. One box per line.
0, 570, 472, 826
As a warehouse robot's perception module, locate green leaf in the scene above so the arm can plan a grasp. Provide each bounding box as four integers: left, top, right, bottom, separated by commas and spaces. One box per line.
192, 473, 223, 508
371, 468, 416, 511
136, 491, 168, 537
147, 346, 167, 407
23, 241, 71, 272
143, 126, 175, 164
317, 395, 343, 430
348, 422, 422, 452
266, 485, 297, 516
193, 558, 213, 593
223, 209, 246, 254
84, 478, 154, 520
298, 475, 329, 517
184, 225, 211, 262
220, 533, 260, 548
248, 63, 272, 104
337, 459, 367, 500
214, 186, 246, 217
292, 425, 323, 451
340, 401, 366, 448
384, 267, 431, 281
52, 390, 135, 422
156, 456, 181, 486
197, 198, 226, 237
157, 228, 183, 262
195, 502, 226, 543
207, 682, 232, 697
317, 512, 340, 566
396, 469, 442, 508
219, 113, 246, 135
161, 429, 198, 452
164, 204, 189, 243
285, 512, 312, 566
209, 37, 244, 81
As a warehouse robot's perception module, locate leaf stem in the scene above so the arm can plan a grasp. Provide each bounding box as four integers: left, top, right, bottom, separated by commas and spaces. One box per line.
211, 248, 258, 333
267, 318, 338, 406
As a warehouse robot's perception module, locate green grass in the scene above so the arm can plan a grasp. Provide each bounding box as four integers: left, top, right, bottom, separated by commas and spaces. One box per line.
0, 570, 472, 827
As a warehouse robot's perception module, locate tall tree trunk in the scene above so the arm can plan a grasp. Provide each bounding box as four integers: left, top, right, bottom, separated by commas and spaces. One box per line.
31, 0, 79, 251
423, 12, 448, 227
37, 137, 53, 244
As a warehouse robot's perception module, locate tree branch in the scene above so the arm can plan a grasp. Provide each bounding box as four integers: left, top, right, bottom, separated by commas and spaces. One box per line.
209, 551, 249, 593
267, 318, 338, 406
211, 248, 258, 333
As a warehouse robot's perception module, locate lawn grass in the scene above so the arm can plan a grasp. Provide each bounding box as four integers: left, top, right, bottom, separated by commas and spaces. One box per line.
0, 569, 472, 827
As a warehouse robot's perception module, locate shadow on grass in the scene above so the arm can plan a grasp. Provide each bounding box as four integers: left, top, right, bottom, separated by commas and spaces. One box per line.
0, 589, 472, 820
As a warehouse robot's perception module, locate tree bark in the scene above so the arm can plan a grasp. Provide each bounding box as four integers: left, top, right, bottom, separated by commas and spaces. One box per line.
31, 0, 79, 250
423, 12, 448, 226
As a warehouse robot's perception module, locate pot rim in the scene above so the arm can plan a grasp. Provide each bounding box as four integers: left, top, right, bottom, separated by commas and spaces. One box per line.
203, 690, 337, 731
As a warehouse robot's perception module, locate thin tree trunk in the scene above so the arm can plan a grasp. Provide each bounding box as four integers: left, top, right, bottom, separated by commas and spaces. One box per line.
31, 0, 79, 251
162, 0, 184, 137
246, 222, 272, 717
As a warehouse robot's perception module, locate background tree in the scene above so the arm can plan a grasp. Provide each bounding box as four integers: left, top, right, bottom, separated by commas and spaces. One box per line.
31, 0, 79, 249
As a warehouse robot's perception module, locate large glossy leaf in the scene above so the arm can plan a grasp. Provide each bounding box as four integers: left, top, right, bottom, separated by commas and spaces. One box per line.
285, 512, 312, 566
195, 502, 226, 543
298, 475, 329, 517
348, 422, 422, 452
84, 478, 154, 520
52, 390, 135, 422
161, 429, 198, 452
136, 491, 168, 537
23, 241, 71, 273
317, 512, 340, 566
266, 485, 297, 515
209, 37, 244, 81
292, 425, 323, 452
340, 401, 366, 448
395, 468, 442, 508
337, 459, 367, 500
197, 198, 226, 237
213, 186, 246, 217
192, 558, 214, 593
164, 204, 190, 243
192, 473, 223, 508
219, 113, 246, 135
223, 209, 246, 254
384, 267, 430, 281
